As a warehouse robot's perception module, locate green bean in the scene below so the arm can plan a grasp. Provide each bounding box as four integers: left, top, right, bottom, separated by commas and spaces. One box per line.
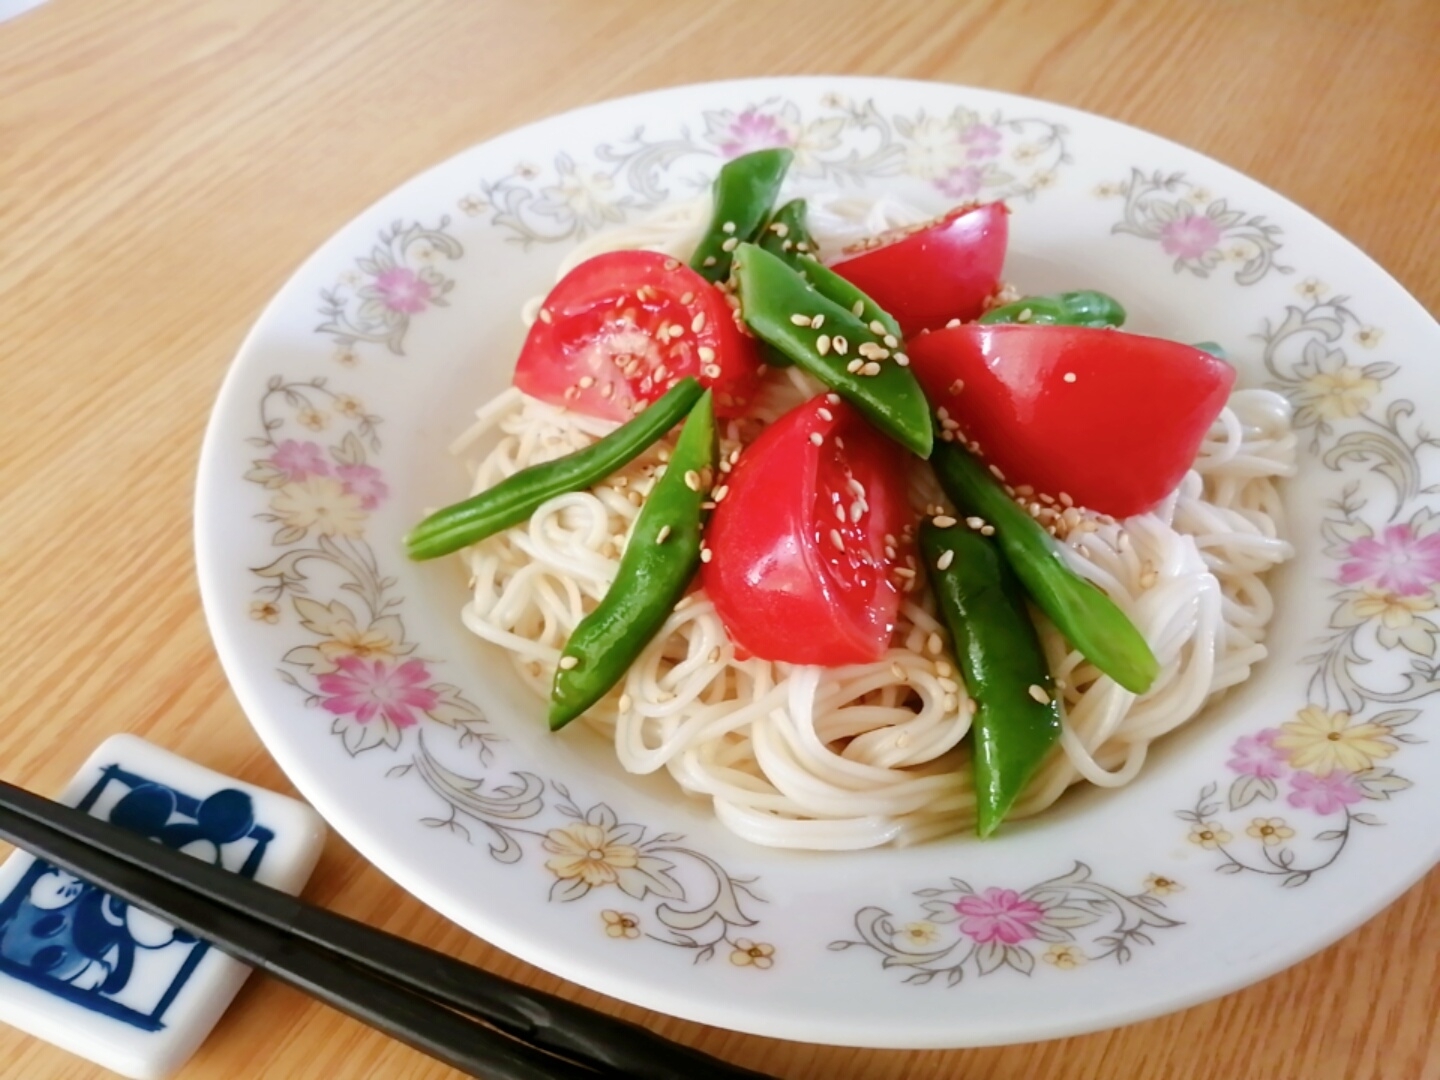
919, 519, 1062, 837
758, 198, 819, 266
405, 378, 703, 561
732, 242, 933, 458
977, 290, 1126, 328
690, 149, 793, 283
549, 392, 717, 730
930, 442, 1158, 694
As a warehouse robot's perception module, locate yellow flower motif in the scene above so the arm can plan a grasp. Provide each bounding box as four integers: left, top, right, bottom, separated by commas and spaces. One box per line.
899, 922, 940, 947
542, 823, 639, 888
318, 619, 400, 663
1301, 365, 1380, 420
333, 344, 359, 367
1296, 276, 1328, 300
249, 599, 280, 624
601, 910, 640, 940
1030, 169, 1058, 190
1353, 326, 1383, 348
339, 271, 362, 288
1041, 944, 1087, 969
1273, 706, 1396, 776
729, 939, 775, 970
298, 407, 330, 431
1349, 589, 1435, 628
1188, 822, 1232, 850
271, 477, 366, 538
458, 194, 488, 217
820, 92, 847, 109
1143, 874, 1183, 897
1188, 186, 1213, 203
1246, 817, 1295, 847
1226, 243, 1251, 261
515, 162, 540, 180
1014, 143, 1044, 166
333, 394, 365, 418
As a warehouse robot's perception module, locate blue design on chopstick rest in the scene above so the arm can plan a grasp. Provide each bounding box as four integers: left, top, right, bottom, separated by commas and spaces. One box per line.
0, 766, 273, 1031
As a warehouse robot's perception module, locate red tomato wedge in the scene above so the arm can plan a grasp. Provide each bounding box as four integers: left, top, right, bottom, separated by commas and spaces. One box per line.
702, 395, 913, 665
513, 249, 763, 422
828, 202, 1008, 337
908, 324, 1237, 518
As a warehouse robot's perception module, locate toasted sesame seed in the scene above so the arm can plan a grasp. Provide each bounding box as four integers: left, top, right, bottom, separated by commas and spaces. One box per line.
817, 407, 834, 422
946, 317, 962, 328
703, 362, 722, 379
655, 525, 671, 544
538, 307, 552, 323
826, 393, 841, 405
811, 313, 825, 329
938, 676, 960, 693
834, 503, 847, 523
1028, 684, 1050, 704
885, 544, 898, 559
890, 662, 906, 680
817, 334, 831, 356
563, 386, 580, 400
698, 345, 716, 363
852, 300, 866, 317
860, 361, 882, 376
834, 436, 844, 449
846, 358, 864, 373
769, 221, 789, 237
926, 632, 943, 656
691, 312, 707, 333
850, 502, 865, 523
809, 432, 824, 446
936, 549, 955, 570
713, 485, 730, 502
949, 378, 965, 395
830, 529, 845, 552
703, 255, 717, 267
1059, 491, 1074, 507
936, 660, 953, 678
980, 524, 995, 536
895, 353, 909, 367
684, 469, 701, 491
680, 291, 695, 304
700, 546, 713, 563
722, 220, 736, 234
869, 319, 887, 335
943, 693, 960, 713
989, 464, 1006, 481
618, 693, 633, 712
883, 334, 899, 348
1118, 531, 1131, 552
664, 258, 679, 271
933, 514, 958, 528
558, 655, 579, 670
790, 313, 812, 326
721, 236, 739, 252
1063, 372, 1077, 383
1017, 308, 1034, 323
894, 566, 915, 578
668, 324, 685, 338
833, 335, 849, 355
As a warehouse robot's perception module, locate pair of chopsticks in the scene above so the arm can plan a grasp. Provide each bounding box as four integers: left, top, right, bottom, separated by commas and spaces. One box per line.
0, 779, 775, 1080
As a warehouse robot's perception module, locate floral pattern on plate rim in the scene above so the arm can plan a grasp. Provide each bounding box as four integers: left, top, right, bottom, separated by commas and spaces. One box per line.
229, 95, 1436, 980
1098, 168, 1291, 285
458, 95, 1071, 246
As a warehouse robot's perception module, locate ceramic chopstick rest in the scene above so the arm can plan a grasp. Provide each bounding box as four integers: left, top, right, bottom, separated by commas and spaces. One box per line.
0, 735, 326, 1079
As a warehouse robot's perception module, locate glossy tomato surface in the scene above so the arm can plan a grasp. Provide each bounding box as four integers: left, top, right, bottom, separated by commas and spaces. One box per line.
513, 249, 762, 421
829, 202, 1008, 337
909, 324, 1237, 518
702, 395, 913, 665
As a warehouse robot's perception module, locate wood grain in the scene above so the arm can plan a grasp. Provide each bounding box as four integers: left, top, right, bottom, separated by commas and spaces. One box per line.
1, 1, 1437, 1077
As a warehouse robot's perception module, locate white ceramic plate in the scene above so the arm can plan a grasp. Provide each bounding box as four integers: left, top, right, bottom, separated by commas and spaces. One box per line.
195, 77, 1440, 1049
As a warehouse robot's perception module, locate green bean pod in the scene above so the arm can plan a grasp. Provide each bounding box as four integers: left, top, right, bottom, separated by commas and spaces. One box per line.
689, 149, 793, 283
919, 519, 1062, 837
977, 290, 1127, 328
758, 198, 820, 266
549, 391, 717, 730
732, 242, 933, 458
930, 442, 1159, 694
405, 378, 703, 561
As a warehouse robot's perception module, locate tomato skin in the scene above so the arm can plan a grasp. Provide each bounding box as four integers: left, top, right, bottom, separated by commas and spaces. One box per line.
908, 324, 1237, 518
702, 396, 913, 666
513, 250, 762, 421
828, 203, 1009, 337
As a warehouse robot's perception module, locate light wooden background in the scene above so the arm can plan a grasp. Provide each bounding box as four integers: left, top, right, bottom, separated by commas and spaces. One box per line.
2, 1, 1438, 1077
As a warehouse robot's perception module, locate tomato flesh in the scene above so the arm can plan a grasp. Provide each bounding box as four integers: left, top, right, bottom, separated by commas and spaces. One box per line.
513, 249, 762, 421
702, 396, 912, 665
829, 202, 1008, 337
908, 324, 1237, 518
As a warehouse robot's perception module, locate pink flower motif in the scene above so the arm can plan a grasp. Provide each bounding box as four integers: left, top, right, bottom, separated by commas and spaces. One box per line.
1287, 770, 1364, 816
374, 267, 432, 314
718, 109, 792, 159
336, 463, 389, 510
955, 887, 1045, 945
961, 123, 1002, 160
270, 439, 331, 482
1339, 525, 1440, 597
935, 165, 986, 199
1227, 728, 1288, 779
317, 657, 438, 730
1159, 212, 1222, 259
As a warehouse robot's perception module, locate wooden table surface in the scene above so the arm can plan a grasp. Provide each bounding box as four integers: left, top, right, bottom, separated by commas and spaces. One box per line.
3, 1, 1438, 1077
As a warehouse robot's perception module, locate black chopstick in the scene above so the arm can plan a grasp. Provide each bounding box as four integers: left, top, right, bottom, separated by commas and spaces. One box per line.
0, 780, 775, 1080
